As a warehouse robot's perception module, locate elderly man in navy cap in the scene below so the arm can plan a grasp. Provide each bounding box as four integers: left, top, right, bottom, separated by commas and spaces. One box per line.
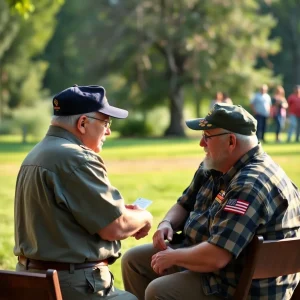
14, 85, 152, 299
122, 103, 300, 300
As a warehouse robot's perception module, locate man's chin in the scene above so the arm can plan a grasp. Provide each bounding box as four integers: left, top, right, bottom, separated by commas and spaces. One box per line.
202, 159, 213, 171
93, 145, 102, 153
96, 147, 102, 153
97, 142, 105, 153
202, 159, 220, 172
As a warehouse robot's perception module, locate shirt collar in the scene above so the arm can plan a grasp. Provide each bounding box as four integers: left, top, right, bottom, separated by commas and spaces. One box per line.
221, 143, 264, 187
46, 125, 82, 146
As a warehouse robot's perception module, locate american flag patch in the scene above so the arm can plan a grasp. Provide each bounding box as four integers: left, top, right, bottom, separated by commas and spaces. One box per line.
223, 199, 249, 215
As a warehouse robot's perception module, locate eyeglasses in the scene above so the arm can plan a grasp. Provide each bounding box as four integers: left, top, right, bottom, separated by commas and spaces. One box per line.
87, 117, 112, 129
202, 132, 231, 143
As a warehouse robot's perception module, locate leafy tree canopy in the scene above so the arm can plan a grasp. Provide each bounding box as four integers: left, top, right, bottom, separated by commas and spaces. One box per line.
261, 0, 300, 95
45, 0, 280, 136
0, 0, 63, 120
6, 0, 35, 18
5, 0, 63, 18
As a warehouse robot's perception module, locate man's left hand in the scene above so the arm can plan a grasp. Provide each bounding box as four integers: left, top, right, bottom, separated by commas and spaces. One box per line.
151, 246, 175, 275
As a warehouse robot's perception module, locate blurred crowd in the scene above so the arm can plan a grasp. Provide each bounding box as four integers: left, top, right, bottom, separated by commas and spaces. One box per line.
250, 84, 300, 143
210, 85, 300, 143
210, 91, 233, 109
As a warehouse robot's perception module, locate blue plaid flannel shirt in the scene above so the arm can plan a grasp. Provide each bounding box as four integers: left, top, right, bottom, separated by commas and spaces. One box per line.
177, 144, 300, 299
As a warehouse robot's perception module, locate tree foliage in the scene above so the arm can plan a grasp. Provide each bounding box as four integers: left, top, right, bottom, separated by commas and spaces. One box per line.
5, 0, 34, 18
3, 0, 285, 137
45, 0, 279, 136
261, 0, 300, 95
5, 0, 63, 18
0, 0, 63, 113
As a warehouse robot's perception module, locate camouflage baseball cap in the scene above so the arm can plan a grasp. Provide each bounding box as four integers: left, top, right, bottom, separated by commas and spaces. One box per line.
185, 103, 257, 135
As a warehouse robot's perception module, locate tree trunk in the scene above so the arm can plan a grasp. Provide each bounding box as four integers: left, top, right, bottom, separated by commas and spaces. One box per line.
22, 125, 27, 144
0, 65, 2, 124
164, 84, 186, 137
295, 52, 300, 84
289, 10, 300, 85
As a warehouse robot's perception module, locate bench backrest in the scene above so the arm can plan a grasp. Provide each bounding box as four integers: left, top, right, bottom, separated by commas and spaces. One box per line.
233, 235, 300, 300
0, 269, 62, 300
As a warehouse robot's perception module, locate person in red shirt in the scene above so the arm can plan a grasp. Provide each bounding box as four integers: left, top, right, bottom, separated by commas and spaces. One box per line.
287, 85, 300, 142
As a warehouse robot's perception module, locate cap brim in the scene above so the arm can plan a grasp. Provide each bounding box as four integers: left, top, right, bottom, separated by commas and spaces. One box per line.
98, 105, 128, 119
185, 118, 218, 131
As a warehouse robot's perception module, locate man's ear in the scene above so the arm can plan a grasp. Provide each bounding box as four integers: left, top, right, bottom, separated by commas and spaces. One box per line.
77, 115, 86, 134
229, 134, 237, 149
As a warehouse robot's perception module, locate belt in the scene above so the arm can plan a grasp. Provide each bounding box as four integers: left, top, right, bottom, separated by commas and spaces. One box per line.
18, 255, 108, 271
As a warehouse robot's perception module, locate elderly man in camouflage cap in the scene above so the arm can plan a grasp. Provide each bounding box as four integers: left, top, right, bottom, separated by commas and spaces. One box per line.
14, 85, 153, 300
122, 103, 300, 300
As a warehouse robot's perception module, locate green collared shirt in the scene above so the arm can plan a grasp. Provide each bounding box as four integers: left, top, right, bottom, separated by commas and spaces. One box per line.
14, 126, 123, 263
178, 144, 300, 299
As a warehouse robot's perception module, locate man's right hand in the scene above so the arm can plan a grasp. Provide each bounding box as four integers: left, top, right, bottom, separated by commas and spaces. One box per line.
152, 221, 174, 251
132, 221, 152, 240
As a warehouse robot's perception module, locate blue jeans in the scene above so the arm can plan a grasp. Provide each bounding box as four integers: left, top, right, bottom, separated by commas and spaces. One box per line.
255, 115, 268, 141
287, 115, 300, 142
274, 115, 286, 137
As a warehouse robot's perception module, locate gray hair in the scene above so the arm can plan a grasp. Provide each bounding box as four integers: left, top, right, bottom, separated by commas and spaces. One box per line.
221, 129, 258, 148
51, 112, 97, 127
234, 133, 258, 147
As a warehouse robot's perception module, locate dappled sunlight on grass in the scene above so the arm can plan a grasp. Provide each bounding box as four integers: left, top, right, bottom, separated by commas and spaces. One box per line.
0, 133, 299, 288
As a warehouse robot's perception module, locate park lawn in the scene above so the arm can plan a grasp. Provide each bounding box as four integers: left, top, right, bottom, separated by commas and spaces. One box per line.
0, 133, 300, 288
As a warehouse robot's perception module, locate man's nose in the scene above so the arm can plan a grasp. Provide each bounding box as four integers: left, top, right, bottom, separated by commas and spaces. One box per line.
199, 137, 206, 147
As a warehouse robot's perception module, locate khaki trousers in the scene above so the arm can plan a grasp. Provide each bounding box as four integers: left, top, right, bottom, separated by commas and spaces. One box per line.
16, 262, 137, 300
121, 243, 222, 300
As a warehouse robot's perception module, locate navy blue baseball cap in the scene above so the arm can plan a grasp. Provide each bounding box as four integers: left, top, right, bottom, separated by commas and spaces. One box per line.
52, 85, 128, 118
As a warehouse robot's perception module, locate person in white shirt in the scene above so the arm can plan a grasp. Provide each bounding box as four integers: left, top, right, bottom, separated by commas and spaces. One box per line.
250, 84, 272, 142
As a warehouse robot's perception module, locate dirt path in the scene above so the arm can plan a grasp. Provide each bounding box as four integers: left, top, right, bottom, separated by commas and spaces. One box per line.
1, 157, 202, 176
105, 157, 201, 173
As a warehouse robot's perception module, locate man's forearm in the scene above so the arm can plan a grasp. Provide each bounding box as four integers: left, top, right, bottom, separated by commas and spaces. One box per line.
160, 203, 189, 231
98, 208, 152, 241
161, 242, 232, 273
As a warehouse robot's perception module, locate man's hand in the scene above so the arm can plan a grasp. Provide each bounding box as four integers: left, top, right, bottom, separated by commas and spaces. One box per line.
125, 204, 139, 210
151, 246, 175, 275
152, 221, 174, 251
132, 221, 152, 240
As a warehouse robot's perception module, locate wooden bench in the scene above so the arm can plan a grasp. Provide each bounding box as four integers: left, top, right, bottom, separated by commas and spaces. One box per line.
233, 235, 300, 300
0, 269, 62, 300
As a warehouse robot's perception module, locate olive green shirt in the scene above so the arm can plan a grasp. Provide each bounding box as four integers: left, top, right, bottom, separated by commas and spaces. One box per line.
14, 126, 123, 263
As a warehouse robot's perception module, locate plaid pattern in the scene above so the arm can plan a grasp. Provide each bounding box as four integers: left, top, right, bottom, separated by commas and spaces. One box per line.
177, 144, 300, 299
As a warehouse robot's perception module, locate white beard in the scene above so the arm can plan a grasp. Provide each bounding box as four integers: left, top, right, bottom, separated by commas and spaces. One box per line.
202, 151, 228, 172
202, 157, 213, 170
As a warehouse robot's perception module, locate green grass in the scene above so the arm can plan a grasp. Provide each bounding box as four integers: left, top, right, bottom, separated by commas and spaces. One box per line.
0, 133, 300, 288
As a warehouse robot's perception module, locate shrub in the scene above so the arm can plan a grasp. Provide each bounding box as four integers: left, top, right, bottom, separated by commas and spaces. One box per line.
0, 119, 15, 135
11, 101, 52, 143
118, 119, 154, 137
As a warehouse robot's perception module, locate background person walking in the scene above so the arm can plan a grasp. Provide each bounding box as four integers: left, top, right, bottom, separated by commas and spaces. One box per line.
271, 85, 288, 142
250, 84, 272, 142
287, 85, 300, 142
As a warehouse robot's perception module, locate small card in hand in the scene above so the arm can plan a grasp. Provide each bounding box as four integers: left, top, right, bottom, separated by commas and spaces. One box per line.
132, 198, 153, 209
